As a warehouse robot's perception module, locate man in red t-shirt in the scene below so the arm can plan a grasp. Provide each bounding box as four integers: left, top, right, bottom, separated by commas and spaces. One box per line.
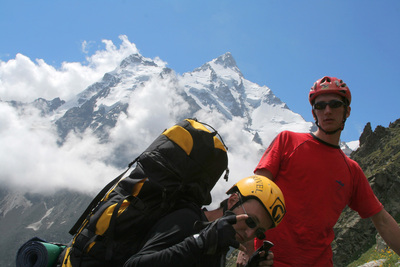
237, 76, 400, 266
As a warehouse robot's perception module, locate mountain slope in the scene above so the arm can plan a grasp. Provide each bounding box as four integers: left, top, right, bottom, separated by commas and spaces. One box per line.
0, 188, 92, 267
332, 119, 400, 266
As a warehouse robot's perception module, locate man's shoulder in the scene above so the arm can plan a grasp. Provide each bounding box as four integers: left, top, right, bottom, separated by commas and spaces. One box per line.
279, 130, 312, 140
164, 203, 205, 223
342, 154, 363, 171
151, 203, 205, 235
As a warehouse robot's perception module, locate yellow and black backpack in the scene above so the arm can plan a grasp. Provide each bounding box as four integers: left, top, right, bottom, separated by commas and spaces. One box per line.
60, 118, 229, 267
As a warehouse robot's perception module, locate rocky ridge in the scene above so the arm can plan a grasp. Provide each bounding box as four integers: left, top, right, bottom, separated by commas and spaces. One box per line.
332, 119, 400, 266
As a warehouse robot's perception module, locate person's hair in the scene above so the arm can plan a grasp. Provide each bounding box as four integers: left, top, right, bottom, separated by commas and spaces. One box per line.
218, 193, 252, 211
218, 193, 246, 211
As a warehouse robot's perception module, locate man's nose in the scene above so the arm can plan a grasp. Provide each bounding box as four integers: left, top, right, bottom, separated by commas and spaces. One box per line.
246, 227, 258, 239
324, 105, 333, 113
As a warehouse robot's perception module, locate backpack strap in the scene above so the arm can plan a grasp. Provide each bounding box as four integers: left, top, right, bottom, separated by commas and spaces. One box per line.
69, 158, 138, 235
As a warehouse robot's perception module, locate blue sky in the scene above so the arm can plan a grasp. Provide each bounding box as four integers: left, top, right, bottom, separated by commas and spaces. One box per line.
1, 0, 400, 142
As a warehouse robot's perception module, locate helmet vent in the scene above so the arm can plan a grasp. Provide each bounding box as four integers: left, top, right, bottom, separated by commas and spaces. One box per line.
321, 77, 331, 83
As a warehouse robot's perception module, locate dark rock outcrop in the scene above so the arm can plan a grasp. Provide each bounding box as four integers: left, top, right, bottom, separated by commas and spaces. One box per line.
332, 118, 400, 266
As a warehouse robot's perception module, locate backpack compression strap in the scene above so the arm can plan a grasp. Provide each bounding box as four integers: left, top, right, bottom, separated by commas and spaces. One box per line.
68, 158, 138, 235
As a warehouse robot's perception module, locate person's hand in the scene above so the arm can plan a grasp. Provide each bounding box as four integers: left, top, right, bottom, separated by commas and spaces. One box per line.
244, 241, 274, 267
236, 250, 249, 267
236, 240, 255, 267
194, 213, 248, 255
256, 251, 273, 267
236, 251, 273, 267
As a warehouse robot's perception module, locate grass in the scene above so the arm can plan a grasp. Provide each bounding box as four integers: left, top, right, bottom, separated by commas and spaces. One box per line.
347, 246, 399, 267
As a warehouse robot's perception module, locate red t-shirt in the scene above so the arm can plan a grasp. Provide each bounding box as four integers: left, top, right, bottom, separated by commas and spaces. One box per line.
254, 131, 383, 266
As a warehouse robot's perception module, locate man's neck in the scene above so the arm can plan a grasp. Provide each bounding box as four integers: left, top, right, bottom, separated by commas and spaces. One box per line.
313, 129, 341, 146
204, 208, 224, 222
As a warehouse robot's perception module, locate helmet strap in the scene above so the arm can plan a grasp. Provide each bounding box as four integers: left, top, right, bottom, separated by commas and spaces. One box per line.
227, 192, 242, 212
222, 201, 228, 213
228, 201, 241, 211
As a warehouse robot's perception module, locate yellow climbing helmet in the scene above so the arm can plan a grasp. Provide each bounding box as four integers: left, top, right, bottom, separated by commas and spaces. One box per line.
226, 175, 286, 227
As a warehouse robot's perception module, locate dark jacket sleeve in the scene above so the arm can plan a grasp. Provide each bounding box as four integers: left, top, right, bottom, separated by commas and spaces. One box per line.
124, 236, 203, 266
123, 207, 207, 267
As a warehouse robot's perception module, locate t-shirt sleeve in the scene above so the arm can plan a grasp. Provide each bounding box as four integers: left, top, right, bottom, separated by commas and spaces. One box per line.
348, 162, 383, 218
254, 133, 284, 178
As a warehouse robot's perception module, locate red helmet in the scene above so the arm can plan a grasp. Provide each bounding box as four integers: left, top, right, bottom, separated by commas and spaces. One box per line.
309, 76, 351, 105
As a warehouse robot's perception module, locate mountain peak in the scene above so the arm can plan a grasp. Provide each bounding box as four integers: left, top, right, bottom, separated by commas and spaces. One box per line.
119, 53, 158, 69
213, 52, 237, 68
191, 52, 243, 79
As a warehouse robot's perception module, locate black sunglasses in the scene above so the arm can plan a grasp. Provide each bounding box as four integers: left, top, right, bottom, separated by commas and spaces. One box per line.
237, 193, 266, 240
313, 99, 345, 110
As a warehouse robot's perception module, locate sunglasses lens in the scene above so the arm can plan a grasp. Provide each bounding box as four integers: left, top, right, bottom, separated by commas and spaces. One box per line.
330, 100, 344, 108
313, 102, 326, 110
314, 100, 344, 110
245, 217, 257, 228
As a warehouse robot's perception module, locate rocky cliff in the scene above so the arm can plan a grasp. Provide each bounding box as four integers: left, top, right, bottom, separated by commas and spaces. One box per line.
332, 119, 400, 266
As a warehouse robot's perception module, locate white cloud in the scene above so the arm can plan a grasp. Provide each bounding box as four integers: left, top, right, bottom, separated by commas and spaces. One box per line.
0, 36, 142, 194
0, 35, 138, 103
0, 101, 121, 194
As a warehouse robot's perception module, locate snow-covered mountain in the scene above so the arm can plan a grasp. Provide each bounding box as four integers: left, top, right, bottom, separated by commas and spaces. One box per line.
54, 51, 312, 147
49, 51, 313, 176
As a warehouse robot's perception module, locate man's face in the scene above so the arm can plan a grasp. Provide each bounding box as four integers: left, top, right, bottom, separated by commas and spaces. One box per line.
313, 93, 350, 133
232, 198, 273, 243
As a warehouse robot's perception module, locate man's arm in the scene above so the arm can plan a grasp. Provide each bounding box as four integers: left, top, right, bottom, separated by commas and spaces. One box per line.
125, 212, 249, 266
124, 208, 203, 267
254, 169, 274, 180
371, 208, 400, 255
124, 235, 203, 266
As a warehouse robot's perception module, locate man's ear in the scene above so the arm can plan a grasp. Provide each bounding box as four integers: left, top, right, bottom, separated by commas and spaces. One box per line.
227, 193, 239, 210
312, 109, 317, 121
346, 106, 351, 118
